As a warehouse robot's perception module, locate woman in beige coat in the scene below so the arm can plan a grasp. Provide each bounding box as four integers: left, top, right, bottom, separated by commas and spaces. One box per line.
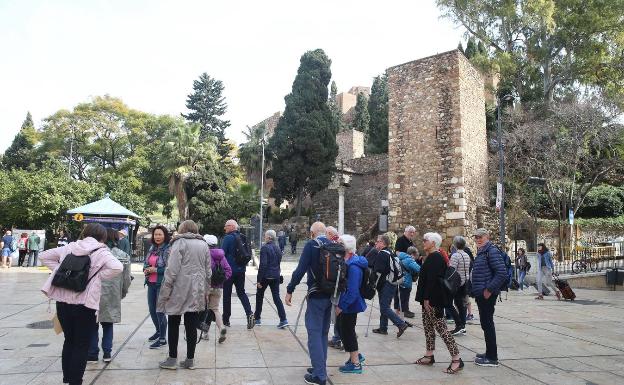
157, 220, 212, 370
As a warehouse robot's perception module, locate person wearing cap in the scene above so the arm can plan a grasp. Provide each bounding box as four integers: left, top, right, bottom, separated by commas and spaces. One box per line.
117, 229, 131, 256
470, 228, 508, 367
204, 234, 232, 343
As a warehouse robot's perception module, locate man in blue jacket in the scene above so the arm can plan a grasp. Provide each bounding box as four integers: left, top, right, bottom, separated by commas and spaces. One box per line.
285, 222, 331, 385
335, 234, 367, 374
221, 219, 254, 329
470, 228, 508, 367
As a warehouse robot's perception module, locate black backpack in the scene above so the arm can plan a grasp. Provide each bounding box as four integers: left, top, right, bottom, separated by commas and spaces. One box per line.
233, 232, 252, 266
211, 262, 226, 286
441, 265, 462, 295
51, 253, 100, 292
360, 266, 377, 300
315, 241, 347, 296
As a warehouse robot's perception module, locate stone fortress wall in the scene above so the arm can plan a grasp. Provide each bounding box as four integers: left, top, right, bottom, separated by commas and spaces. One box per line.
386, 50, 488, 248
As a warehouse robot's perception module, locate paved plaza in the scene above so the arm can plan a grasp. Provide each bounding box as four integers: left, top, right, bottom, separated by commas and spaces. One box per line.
1, 263, 624, 385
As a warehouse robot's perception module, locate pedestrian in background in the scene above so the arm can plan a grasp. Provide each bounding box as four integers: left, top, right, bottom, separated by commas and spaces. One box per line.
158, 220, 212, 370
27, 231, 41, 267
144, 225, 170, 349
254, 229, 288, 328
536, 243, 560, 300
393, 246, 420, 320
40, 223, 123, 385
1, 230, 14, 268
515, 248, 528, 290
88, 229, 132, 363
289, 225, 298, 254
448, 236, 471, 336
17, 232, 29, 267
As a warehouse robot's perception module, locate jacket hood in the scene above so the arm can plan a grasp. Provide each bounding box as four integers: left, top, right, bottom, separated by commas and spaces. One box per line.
67, 237, 107, 256
348, 254, 368, 269
397, 251, 412, 261
210, 248, 225, 261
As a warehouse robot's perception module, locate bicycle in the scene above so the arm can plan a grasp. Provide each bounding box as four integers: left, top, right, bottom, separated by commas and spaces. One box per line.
571, 256, 598, 274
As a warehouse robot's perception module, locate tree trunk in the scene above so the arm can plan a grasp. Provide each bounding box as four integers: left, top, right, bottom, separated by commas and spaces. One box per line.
296, 188, 303, 217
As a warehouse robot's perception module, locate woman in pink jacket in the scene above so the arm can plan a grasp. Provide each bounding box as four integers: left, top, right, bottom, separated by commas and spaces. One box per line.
40, 223, 123, 385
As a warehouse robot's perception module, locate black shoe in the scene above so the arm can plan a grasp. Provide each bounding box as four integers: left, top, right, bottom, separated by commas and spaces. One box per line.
451, 327, 466, 336
328, 339, 342, 350
372, 328, 388, 335
87, 356, 98, 364
306, 368, 313, 374
397, 323, 408, 338
475, 356, 499, 367
148, 332, 159, 342
223, 320, 231, 327
304, 373, 326, 385
475, 352, 486, 359
247, 314, 255, 329
103, 352, 111, 363
404, 310, 416, 318
405, 321, 414, 327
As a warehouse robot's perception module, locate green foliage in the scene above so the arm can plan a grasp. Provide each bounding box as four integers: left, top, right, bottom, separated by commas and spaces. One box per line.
2, 112, 38, 170
268, 49, 338, 215
539, 216, 624, 232
0, 160, 101, 231
328, 80, 344, 132
464, 37, 477, 58
182, 73, 231, 158
352, 93, 370, 132
366, 74, 389, 154
576, 184, 624, 218
437, 0, 624, 106
238, 124, 266, 183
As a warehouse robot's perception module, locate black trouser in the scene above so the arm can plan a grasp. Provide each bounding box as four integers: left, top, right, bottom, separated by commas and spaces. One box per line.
476, 293, 498, 360
168, 312, 199, 359
290, 241, 297, 253
448, 284, 467, 328
222, 272, 252, 323
254, 278, 287, 322
393, 286, 412, 312
18, 249, 27, 266
337, 312, 358, 353
56, 302, 96, 385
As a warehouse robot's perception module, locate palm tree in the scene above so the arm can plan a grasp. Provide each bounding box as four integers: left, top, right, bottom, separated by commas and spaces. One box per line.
238, 124, 267, 186
164, 123, 212, 220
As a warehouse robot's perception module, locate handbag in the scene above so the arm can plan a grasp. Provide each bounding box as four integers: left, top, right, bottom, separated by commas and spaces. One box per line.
461, 251, 472, 295
441, 265, 461, 295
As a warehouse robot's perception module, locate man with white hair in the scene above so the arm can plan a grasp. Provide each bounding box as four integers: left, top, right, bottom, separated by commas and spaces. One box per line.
335, 234, 367, 374
285, 222, 331, 385
395, 225, 416, 253
326, 226, 340, 242
254, 229, 288, 328
221, 219, 254, 329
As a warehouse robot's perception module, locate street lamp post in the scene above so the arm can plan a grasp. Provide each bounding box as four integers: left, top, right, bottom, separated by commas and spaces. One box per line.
259, 134, 266, 249
497, 94, 514, 246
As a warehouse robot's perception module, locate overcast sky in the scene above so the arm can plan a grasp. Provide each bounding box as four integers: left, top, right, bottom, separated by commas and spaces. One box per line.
0, 0, 463, 153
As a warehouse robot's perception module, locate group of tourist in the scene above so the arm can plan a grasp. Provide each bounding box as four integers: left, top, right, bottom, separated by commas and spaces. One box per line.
37, 216, 520, 385
0, 229, 41, 268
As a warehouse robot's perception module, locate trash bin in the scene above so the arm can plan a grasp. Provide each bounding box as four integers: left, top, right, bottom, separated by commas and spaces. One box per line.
606, 268, 624, 285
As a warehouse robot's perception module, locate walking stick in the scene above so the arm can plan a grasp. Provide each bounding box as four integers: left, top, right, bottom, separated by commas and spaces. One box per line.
365, 274, 381, 337
294, 293, 308, 335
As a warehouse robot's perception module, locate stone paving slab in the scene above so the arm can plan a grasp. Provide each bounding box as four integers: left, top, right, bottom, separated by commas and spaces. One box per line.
1, 263, 624, 384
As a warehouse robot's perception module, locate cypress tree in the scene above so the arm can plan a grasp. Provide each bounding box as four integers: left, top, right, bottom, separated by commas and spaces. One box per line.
2, 112, 38, 170
328, 80, 344, 132
465, 37, 477, 58
352, 92, 370, 132
366, 74, 389, 154
268, 49, 338, 216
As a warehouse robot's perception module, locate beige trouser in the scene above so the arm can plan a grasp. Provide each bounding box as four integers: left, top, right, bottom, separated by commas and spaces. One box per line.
207, 287, 224, 330
537, 266, 558, 294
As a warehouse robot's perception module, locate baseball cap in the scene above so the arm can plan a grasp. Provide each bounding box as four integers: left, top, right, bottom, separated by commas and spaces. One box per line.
473, 228, 490, 237
203, 234, 218, 246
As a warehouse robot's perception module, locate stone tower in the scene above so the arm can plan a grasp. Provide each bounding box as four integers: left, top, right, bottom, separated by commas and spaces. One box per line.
386, 50, 489, 247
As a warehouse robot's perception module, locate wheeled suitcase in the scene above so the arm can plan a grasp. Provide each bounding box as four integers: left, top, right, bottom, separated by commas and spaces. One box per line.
554, 278, 576, 300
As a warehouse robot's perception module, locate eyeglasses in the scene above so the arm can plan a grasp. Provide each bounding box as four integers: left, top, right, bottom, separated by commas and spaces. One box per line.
473, 235, 483, 239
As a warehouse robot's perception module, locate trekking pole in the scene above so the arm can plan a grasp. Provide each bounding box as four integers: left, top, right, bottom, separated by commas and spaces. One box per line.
294, 293, 308, 335
365, 274, 381, 337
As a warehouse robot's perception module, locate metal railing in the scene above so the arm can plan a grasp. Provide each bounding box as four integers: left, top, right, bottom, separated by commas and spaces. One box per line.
552, 245, 624, 276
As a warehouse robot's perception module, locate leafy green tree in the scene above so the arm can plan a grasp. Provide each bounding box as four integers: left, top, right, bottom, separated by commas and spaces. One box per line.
328, 80, 344, 132
268, 49, 338, 216
352, 92, 370, 133
464, 37, 477, 58
182, 73, 231, 158
437, 0, 624, 106
366, 74, 389, 154
2, 112, 38, 170
576, 184, 624, 218
457, 41, 464, 54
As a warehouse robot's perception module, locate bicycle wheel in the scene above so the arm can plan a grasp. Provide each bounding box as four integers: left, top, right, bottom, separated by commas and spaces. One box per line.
571, 260, 582, 274
589, 260, 598, 272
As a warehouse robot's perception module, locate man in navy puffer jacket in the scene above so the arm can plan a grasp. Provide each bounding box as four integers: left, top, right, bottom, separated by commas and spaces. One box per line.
470, 228, 507, 368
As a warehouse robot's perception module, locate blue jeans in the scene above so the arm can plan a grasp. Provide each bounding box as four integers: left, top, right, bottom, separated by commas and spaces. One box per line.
518, 270, 527, 289
147, 283, 167, 341
379, 281, 406, 330
305, 296, 332, 381
88, 322, 113, 356
222, 272, 252, 323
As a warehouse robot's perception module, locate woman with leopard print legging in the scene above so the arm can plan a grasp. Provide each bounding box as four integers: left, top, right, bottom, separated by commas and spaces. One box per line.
414, 232, 463, 374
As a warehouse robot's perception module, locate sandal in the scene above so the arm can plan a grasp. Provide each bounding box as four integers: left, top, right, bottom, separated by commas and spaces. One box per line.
445, 358, 464, 374
415, 355, 435, 365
